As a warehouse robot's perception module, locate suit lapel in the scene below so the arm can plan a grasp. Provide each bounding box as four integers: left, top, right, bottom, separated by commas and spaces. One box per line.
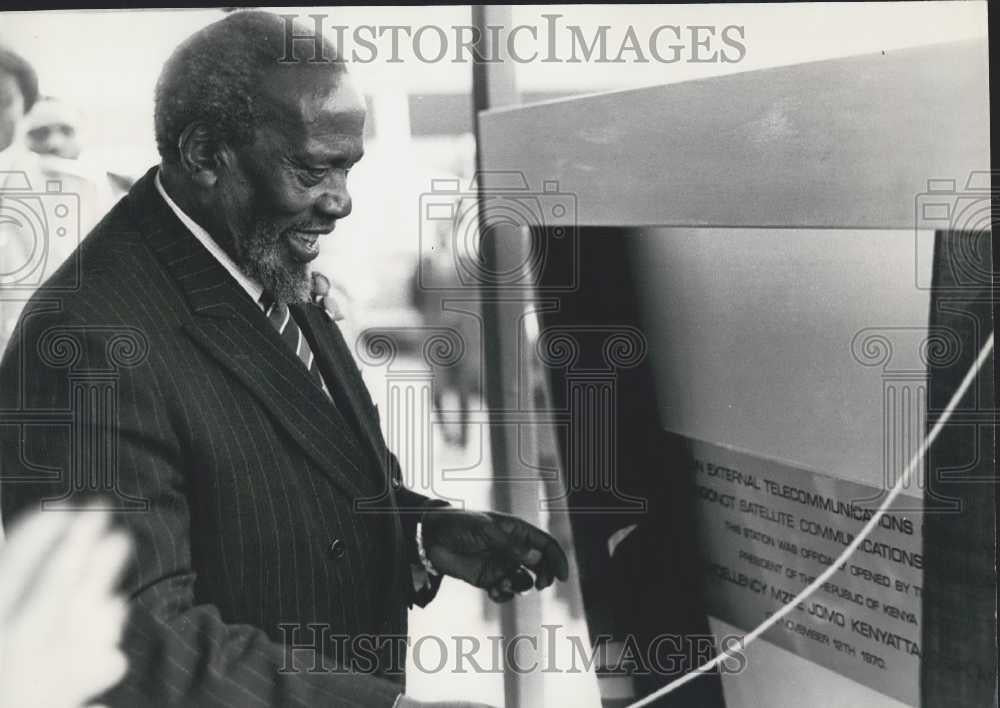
126, 168, 377, 500
296, 303, 389, 480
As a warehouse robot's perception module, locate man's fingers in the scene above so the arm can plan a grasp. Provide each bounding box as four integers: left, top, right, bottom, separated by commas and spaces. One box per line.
520, 549, 543, 566
533, 570, 552, 591
510, 567, 534, 593
539, 534, 569, 582
487, 586, 514, 604
432, 511, 569, 593
479, 523, 533, 571
509, 548, 554, 590
490, 514, 569, 583
484, 566, 534, 604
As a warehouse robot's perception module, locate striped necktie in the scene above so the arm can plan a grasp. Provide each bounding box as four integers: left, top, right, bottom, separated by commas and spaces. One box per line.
259, 292, 328, 395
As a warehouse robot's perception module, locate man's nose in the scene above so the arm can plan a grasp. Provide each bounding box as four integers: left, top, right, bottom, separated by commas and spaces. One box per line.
315, 183, 352, 220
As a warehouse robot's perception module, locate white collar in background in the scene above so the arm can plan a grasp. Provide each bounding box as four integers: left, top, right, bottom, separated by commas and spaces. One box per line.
154, 168, 264, 307
0, 145, 33, 186
0, 145, 14, 176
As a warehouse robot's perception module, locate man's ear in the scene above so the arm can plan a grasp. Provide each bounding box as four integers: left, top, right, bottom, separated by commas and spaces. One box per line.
177, 122, 230, 189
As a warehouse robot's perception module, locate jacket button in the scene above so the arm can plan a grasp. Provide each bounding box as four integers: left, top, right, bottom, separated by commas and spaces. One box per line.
391, 476, 401, 489
328, 538, 346, 559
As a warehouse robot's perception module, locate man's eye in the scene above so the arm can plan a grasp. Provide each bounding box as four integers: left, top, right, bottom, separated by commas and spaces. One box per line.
299, 167, 328, 185
298, 166, 351, 187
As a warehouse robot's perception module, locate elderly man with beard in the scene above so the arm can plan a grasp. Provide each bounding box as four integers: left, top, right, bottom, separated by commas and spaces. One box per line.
0, 11, 567, 708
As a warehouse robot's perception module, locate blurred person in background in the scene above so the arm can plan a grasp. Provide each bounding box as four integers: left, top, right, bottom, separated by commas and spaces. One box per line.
0, 506, 131, 708
0, 46, 37, 164
26, 95, 129, 201
0, 45, 117, 355
25, 95, 83, 160
1, 42, 45, 355
409, 201, 480, 448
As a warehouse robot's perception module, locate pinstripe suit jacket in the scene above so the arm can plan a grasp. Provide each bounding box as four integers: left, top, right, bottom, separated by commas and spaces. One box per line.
0, 167, 443, 706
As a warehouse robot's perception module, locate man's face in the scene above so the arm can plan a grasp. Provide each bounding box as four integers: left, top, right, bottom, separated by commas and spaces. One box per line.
0, 71, 25, 153
215, 67, 365, 304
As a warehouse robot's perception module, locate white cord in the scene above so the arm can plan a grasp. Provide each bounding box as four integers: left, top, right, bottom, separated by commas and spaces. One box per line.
628, 331, 994, 708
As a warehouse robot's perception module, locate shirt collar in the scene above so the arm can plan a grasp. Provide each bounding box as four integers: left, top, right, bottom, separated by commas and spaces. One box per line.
154, 168, 264, 308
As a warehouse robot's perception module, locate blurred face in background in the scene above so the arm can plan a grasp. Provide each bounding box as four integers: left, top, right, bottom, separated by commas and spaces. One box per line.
212, 67, 365, 304
0, 70, 25, 153
25, 98, 83, 159
27, 122, 80, 159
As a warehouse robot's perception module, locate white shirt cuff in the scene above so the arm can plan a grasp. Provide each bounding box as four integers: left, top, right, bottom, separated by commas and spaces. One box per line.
415, 521, 438, 576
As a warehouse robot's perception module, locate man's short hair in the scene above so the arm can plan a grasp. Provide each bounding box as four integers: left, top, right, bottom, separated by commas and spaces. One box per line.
0, 45, 39, 113
154, 11, 345, 164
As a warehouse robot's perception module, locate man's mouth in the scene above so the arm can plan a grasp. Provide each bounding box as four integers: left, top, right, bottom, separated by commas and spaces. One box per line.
285, 228, 331, 262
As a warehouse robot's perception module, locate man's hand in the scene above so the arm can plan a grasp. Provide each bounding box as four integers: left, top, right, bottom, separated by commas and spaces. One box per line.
420, 509, 569, 603
0, 505, 131, 708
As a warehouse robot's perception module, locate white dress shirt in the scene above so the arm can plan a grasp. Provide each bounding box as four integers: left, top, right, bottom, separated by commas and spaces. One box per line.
155, 169, 264, 306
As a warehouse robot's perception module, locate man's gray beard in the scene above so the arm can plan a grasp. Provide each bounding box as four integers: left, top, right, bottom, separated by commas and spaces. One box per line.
217, 206, 312, 304
234, 221, 312, 305
216, 174, 312, 305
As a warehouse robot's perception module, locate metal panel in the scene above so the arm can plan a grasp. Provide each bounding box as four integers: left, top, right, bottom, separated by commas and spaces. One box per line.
627, 227, 934, 493
479, 40, 989, 229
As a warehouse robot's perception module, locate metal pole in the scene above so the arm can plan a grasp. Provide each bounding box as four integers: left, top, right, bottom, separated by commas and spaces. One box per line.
470, 7, 543, 708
